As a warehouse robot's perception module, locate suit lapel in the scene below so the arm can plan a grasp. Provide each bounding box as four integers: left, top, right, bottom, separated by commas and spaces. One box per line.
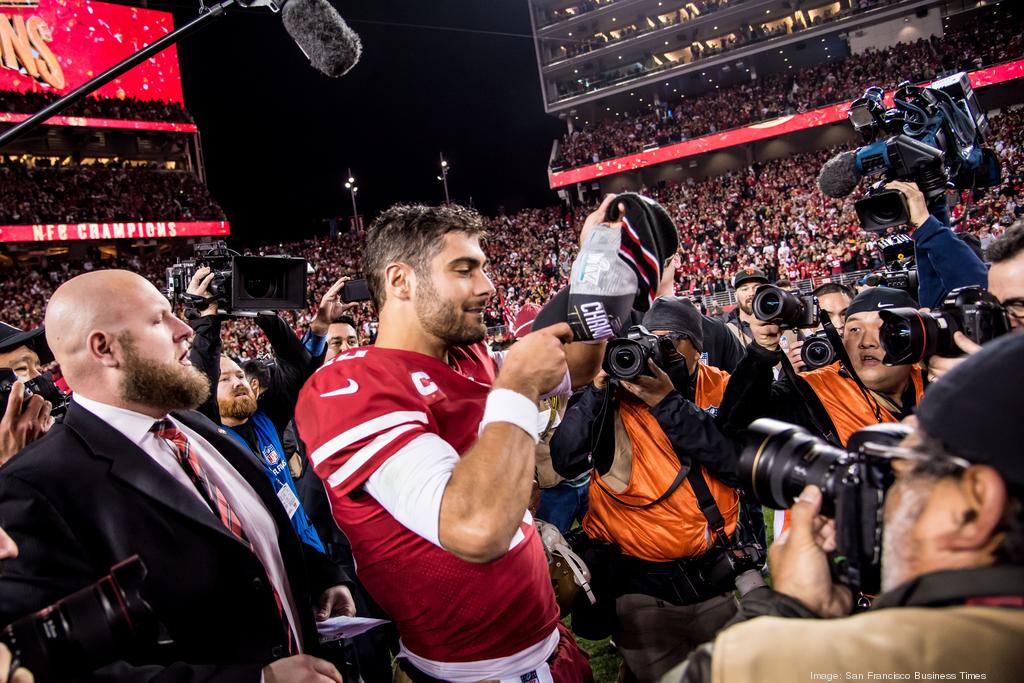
64, 403, 242, 546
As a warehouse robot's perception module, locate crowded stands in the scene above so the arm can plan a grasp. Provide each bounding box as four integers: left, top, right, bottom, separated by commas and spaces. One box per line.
0, 90, 193, 123
554, 5, 1023, 168
0, 159, 226, 224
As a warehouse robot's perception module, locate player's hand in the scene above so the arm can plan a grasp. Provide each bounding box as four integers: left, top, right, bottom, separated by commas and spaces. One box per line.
0, 381, 51, 466
579, 194, 626, 247
313, 277, 357, 336
497, 323, 573, 401
771, 485, 853, 618
786, 340, 807, 372
186, 267, 219, 317
263, 655, 343, 683
885, 180, 929, 229
620, 361, 675, 407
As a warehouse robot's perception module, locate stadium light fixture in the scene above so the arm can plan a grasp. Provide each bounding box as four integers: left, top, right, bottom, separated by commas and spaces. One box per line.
439, 154, 451, 204
345, 169, 359, 228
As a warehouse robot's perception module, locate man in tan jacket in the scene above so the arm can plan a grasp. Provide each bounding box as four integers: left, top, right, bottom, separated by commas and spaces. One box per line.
663, 332, 1024, 683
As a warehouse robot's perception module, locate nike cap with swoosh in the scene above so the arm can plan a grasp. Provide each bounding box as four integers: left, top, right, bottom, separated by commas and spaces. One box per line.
846, 286, 918, 317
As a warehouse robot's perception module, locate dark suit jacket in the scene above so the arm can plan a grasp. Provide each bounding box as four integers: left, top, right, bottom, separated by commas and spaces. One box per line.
0, 402, 345, 683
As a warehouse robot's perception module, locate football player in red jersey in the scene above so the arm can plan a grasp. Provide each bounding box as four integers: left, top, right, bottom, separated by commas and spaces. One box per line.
296, 200, 619, 683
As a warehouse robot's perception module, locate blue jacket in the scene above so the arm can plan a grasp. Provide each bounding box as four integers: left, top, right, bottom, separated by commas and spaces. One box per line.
912, 207, 988, 309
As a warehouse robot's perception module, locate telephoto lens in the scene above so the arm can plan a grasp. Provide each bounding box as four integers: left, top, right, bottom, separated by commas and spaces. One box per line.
738, 418, 853, 517
752, 285, 818, 329
879, 286, 1011, 365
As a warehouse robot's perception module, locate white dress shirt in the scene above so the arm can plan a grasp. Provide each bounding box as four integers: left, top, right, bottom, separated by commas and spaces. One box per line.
72, 394, 304, 649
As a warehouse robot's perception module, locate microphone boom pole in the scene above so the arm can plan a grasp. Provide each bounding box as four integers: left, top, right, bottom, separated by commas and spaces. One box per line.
0, 0, 237, 149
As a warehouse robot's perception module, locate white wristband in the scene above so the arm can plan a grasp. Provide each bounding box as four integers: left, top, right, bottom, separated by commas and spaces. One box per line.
479, 388, 540, 444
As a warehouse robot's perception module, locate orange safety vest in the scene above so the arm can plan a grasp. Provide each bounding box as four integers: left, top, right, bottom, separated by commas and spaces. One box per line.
583, 364, 739, 563
776, 362, 925, 537
800, 362, 925, 446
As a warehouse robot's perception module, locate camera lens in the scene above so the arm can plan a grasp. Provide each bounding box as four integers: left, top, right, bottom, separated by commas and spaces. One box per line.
879, 308, 944, 364
855, 189, 910, 233
739, 419, 851, 517
752, 285, 808, 329
603, 339, 647, 380
801, 336, 835, 369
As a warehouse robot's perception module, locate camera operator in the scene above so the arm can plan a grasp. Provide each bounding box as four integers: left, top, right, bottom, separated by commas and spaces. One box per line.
887, 180, 989, 309
784, 284, 855, 373
185, 270, 346, 564
0, 323, 62, 464
662, 333, 1024, 682
300, 276, 361, 363
721, 286, 925, 449
551, 296, 744, 682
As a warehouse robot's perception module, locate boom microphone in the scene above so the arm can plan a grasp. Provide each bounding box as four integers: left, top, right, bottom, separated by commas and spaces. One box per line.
281, 0, 362, 78
816, 150, 861, 198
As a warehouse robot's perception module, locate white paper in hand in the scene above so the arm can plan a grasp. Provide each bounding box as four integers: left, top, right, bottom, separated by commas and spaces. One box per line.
316, 615, 390, 643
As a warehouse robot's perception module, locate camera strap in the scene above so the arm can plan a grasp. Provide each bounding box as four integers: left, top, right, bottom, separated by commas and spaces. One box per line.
819, 311, 885, 424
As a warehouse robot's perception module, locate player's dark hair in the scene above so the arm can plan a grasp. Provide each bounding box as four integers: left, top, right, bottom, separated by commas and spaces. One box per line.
986, 219, 1024, 264
363, 203, 485, 310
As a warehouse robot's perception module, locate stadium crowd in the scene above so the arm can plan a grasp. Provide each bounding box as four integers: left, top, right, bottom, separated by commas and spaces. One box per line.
1, 107, 1020, 362
0, 90, 193, 123
554, 5, 1023, 168
0, 159, 226, 224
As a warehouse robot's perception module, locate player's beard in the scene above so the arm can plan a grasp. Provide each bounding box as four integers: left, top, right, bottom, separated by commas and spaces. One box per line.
219, 390, 258, 420
118, 332, 210, 413
415, 276, 487, 347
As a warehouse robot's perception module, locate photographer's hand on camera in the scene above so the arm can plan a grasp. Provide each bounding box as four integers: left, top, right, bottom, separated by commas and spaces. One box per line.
620, 360, 675, 407
185, 267, 219, 317
770, 485, 852, 618
884, 180, 930, 230
925, 330, 982, 383
786, 340, 807, 373
0, 380, 51, 465
311, 276, 357, 337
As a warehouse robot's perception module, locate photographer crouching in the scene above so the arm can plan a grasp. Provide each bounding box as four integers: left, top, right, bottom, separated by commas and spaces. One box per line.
662, 333, 1024, 681
551, 296, 759, 682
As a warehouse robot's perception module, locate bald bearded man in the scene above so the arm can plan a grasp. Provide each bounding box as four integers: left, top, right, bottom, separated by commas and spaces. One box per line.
0, 271, 347, 683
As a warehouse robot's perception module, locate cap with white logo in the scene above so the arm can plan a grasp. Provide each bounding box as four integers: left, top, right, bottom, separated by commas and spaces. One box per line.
847, 287, 918, 317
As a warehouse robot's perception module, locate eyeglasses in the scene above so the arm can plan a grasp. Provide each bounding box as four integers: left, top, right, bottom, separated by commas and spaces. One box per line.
859, 441, 971, 471
1002, 297, 1024, 323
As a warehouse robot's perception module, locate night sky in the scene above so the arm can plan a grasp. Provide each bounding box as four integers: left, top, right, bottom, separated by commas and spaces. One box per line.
170, 0, 567, 245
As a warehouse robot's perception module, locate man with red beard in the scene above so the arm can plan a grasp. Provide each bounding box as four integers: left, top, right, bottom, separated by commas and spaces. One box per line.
0, 270, 349, 682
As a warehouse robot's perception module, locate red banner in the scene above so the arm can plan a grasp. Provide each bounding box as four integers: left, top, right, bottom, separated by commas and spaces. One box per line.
549, 59, 1024, 189
0, 0, 185, 109
0, 220, 230, 243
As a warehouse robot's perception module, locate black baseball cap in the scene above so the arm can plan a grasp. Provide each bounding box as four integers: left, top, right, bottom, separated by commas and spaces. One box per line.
732, 267, 768, 289
846, 287, 918, 317
643, 296, 704, 352
0, 322, 53, 365
916, 333, 1024, 489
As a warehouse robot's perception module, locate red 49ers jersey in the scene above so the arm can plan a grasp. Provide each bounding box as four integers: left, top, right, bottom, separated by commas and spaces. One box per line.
295, 343, 559, 663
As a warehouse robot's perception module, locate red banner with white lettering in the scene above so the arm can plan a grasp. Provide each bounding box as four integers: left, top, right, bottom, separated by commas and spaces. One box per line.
0, 0, 186, 114
549, 59, 1024, 189
0, 220, 230, 243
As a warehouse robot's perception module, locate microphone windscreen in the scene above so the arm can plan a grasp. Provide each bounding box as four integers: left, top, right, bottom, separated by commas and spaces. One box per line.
282, 0, 362, 78
816, 150, 861, 199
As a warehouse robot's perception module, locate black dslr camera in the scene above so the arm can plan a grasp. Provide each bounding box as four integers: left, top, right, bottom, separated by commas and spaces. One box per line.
602, 325, 684, 381
166, 241, 308, 315
0, 368, 69, 420
739, 419, 911, 595
752, 285, 819, 329
1, 556, 158, 683
799, 331, 836, 370
878, 285, 1011, 365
